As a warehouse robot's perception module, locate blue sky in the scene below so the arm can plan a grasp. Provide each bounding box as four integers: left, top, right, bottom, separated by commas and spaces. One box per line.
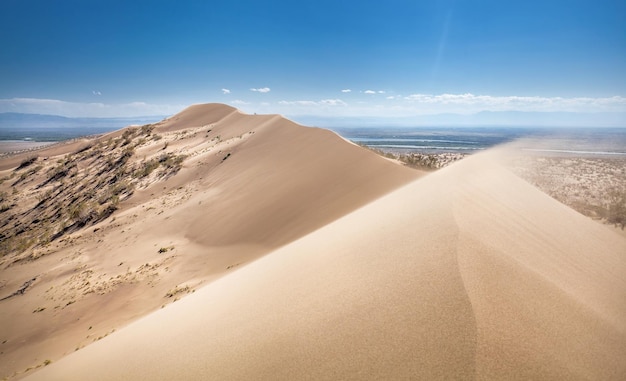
1, 0, 625, 124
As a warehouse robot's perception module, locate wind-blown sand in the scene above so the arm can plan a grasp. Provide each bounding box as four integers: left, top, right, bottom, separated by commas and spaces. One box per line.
22, 146, 626, 380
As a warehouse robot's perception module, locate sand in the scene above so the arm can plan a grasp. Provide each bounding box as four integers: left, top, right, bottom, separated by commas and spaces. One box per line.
2, 104, 625, 380
0, 104, 420, 379
21, 147, 626, 380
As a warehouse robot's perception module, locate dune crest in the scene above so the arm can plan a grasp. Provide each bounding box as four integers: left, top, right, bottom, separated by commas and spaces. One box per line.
0, 104, 421, 379
23, 149, 626, 380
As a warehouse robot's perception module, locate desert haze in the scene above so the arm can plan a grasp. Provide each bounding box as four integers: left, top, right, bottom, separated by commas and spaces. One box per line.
1, 104, 625, 380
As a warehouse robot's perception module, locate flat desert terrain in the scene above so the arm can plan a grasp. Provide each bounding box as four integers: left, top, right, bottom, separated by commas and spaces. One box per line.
1, 104, 624, 380
0, 142, 55, 155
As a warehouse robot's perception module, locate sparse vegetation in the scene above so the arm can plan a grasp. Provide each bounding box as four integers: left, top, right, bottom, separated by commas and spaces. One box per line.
46, 160, 75, 184
363, 144, 466, 170
135, 159, 160, 178
141, 124, 155, 135
397, 152, 466, 169
134, 153, 186, 180
606, 187, 626, 229
0, 122, 190, 257
511, 156, 626, 230
74, 144, 93, 155
17, 164, 44, 184
16, 156, 37, 170
165, 285, 191, 298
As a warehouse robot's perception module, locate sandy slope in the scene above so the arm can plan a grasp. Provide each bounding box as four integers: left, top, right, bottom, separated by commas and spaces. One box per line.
24, 149, 626, 380
0, 104, 421, 379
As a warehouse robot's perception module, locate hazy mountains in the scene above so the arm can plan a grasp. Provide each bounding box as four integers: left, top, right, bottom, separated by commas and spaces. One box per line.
0, 113, 166, 141
3, 110, 625, 131
295, 111, 626, 128
2, 110, 624, 142
0, 112, 165, 129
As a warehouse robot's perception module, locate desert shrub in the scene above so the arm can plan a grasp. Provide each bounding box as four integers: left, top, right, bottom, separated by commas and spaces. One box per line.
34, 189, 53, 208
135, 159, 160, 178
3, 235, 37, 254
606, 188, 626, 229
96, 203, 118, 221
159, 153, 186, 169
165, 284, 189, 298
121, 128, 138, 145
120, 146, 134, 162
141, 124, 155, 135
16, 156, 37, 170
69, 202, 99, 227
14, 165, 43, 185
74, 144, 93, 155
111, 180, 134, 196
47, 162, 75, 183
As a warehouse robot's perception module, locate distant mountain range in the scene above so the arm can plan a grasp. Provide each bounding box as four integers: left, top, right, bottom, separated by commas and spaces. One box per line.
0, 112, 166, 129
0, 113, 168, 141
294, 111, 626, 128
2, 110, 625, 131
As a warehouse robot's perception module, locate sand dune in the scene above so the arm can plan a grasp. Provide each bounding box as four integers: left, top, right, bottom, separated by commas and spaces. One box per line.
23, 148, 626, 380
0, 104, 420, 378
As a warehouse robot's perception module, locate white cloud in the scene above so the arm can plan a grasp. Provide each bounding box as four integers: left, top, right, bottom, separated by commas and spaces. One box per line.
279, 99, 347, 107
272, 93, 626, 127
364, 90, 376, 94
401, 93, 626, 113
378, 91, 386, 94
0, 98, 185, 117
231, 100, 249, 105
320, 99, 347, 106
250, 87, 271, 93
221, 88, 231, 94
92, 90, 101, 96
341, 89, 352, 93
279, 100, 318, 106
